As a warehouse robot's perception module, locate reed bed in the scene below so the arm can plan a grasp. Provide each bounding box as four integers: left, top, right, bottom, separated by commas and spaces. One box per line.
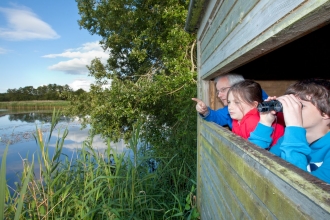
0, 110, 199, 220
0, 101, 69, 110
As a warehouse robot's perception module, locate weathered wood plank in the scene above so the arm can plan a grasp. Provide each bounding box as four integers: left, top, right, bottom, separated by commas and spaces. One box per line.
200, 0, 307, 78
201, 125, 308, 219
200, 0, 236, 53
197, 0, 219, 36
202, 0, 260, 65
205, 122, 330, 208
197, 121, 330, 219
201, 132, 279, 219
201, 137, 248, 219
198, 0, 224, 44
197, 0, 222, 42
201, 0, 330, 80
196, 119, 203, 216
192, 0, 330, 218
199, 165, 232, 219
201, 137, 258, 219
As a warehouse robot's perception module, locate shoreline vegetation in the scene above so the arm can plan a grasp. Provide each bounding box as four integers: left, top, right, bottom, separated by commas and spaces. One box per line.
0, 100, 69, 117
0, 100, 69, 109
0, 109, 199, 219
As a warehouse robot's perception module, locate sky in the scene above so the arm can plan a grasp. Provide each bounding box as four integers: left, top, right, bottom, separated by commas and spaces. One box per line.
0, 0, 110, 93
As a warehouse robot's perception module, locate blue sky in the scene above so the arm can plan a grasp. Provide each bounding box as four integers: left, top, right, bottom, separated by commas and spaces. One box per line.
0, 0, 110, 93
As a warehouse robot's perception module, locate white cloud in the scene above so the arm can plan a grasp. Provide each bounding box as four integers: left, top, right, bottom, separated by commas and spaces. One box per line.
69, 78, 93, 91
47, 58, 90, 75
44, 41, 110, 75
0, 47, 8, 54
0, 5, 60, 41
68, 78, 112, 91
49, 124, 128, 152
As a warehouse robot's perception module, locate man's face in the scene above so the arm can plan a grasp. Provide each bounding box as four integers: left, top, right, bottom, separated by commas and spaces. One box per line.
216, 77, 231, 106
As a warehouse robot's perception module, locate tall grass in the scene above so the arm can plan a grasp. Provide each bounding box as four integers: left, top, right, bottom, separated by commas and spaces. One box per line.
0, 110, 199, 219
0, 100, 69, 110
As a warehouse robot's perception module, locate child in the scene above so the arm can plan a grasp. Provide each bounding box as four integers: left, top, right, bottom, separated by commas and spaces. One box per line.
227, 80, 285, 146
248, 78, 330, 183
192, 73, 268, 130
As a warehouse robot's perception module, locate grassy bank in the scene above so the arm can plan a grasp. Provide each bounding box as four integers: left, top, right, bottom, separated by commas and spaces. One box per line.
0, 110, 199, 220
0, 100, 69, 110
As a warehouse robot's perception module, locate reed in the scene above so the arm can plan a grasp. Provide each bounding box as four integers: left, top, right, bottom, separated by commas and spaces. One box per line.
0, 110, 199, 219
0, 101, 69, 110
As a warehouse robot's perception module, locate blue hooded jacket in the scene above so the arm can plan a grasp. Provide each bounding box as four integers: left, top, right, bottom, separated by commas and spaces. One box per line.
249, 124, 330, 183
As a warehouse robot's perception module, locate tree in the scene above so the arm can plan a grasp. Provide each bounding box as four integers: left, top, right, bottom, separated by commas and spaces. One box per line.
74, 88, 86, 96
57, 84, 74, 100
2, 84, 74, 101
0, 93, 9, 101
7, 88, 18, 101
69, 0, 197, 160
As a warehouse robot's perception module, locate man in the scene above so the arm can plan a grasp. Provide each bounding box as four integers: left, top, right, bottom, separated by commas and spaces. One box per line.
249, 78, 330, 183
192, 73, 268, 129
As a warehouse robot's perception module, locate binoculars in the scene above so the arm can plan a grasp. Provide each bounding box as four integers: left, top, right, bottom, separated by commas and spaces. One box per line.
257, 100, 283, 112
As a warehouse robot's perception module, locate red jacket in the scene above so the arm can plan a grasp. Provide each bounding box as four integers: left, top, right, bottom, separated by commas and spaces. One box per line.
232, 108, 285, 146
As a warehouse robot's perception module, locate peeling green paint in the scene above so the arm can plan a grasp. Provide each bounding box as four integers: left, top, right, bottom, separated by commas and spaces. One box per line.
197, 121, 330, 219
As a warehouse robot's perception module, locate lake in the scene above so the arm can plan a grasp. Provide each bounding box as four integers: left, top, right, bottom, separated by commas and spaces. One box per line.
0, 109, 127, 190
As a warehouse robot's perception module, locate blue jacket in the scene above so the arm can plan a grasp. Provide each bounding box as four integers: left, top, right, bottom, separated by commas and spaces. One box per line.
249, 124, 330, 183
200, 90, 268, 129
201, 106, 232, 128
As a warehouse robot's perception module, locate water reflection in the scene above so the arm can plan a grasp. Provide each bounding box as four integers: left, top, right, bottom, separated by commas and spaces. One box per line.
0, 110, 127, 190
7, 112, 70, 123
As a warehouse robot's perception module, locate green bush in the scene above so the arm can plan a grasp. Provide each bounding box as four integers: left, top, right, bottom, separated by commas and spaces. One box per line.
0, 110, 199, 219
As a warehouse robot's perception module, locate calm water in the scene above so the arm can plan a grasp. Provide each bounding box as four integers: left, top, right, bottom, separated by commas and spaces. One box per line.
0, 109, 127, 190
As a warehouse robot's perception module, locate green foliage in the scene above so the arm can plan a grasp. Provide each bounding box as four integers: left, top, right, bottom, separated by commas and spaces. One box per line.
62, 1, 200, 218
0, 144, 9, 220
77, 0, 195, 79
68, 0, 198, 162
184, 185, 200, 220
1, 110, 199, 219
1, 84, 74, 101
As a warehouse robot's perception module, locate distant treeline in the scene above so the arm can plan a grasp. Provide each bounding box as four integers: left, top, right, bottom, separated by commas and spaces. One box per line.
0, 84, 86, 101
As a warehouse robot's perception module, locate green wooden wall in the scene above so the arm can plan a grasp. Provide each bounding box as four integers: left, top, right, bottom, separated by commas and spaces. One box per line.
194, 0, 330, 80
186, 0, 330, 218
197, 121, 330, 219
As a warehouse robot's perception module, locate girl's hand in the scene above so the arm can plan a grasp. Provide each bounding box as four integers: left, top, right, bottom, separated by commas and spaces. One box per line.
259, 96, 277, 126
259, 111, 276, 126
263, 96, 277, 101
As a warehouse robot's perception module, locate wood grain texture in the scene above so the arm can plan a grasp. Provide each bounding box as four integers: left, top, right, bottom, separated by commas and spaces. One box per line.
197, 122, 330, 219
201, 0, 307, 78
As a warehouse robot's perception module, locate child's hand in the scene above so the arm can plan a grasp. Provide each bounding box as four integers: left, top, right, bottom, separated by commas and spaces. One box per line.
277, 94, 303, 127
259, 111, 276, 126
259, 96, 277, 126
263, 96, 277, 101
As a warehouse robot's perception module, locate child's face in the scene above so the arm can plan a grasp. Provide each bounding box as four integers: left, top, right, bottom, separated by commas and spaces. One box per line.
227, 92, 255, 121
300, 99, 325, 130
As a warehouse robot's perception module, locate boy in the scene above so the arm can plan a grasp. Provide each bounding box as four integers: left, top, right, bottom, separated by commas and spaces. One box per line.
249, 78, 330, 183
